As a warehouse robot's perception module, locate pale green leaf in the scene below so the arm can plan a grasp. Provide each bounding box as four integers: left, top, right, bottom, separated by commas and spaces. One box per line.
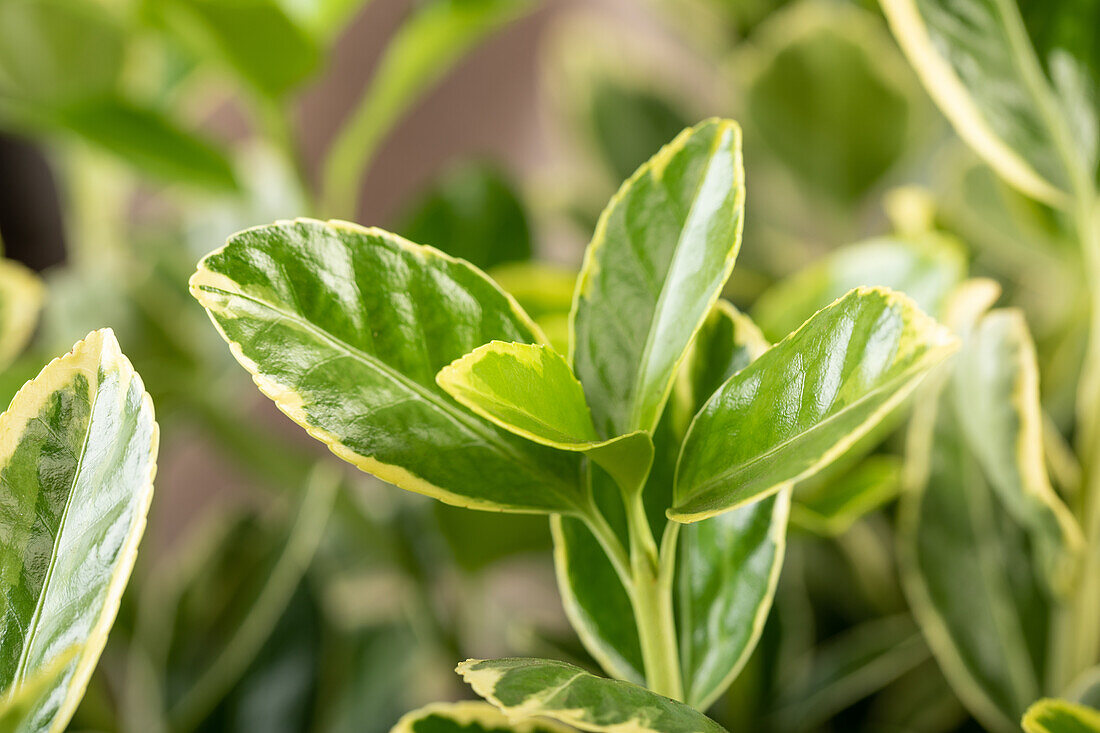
391, 701, 574, 733
437, 341, 653, 491
952, 308, 1082, 593
0, 650, 75, 733
0, 259, 43, 373
321, 0, 531, 217
791, 455, 903, 537
0, 329, 158, 733
190, 218, 583, 514
880, 0, 1090, 205
1023, 699, 1100, 733
672, 287, 957, 521
457, 658, 727, 733
571, 118, 745, 438
752, 233, 966, 340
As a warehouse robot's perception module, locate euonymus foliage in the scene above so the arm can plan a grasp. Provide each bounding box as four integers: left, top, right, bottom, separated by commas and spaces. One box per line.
193, 118, 955, 729
0, 329, 157, 733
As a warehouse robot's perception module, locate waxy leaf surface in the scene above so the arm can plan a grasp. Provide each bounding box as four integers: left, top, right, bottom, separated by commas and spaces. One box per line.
1023, 699, 1100, 733
0, 329, 157, 733
571, 118, 745, 437
672, 287, 956, 521
391, 701, 573, 733
437, 342, 652, 490
457, 658, 726, 733
191, 219, 582, 514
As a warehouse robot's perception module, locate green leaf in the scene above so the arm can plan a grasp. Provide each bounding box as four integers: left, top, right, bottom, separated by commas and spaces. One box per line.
880, 0, 1093, 205
55, 97, 239, 191
591, 82, 697, 185
677, 490, 790, 709
154, 0, 321, 98
752, 233, 967, 341
952, 308, 1082, 593
457, 658, 727, 733
0, 650, 75, 733
321, 0, 531, 218
790, 454, 903, 537
571, 118, 745, 438
743, 1, 917, 203
391, 701, 574, 733
1024, 699, 1100, 733
773, 615, 930, 732
900, 372, 1045, 730
488, 263, 576, 355
398, 163, 533, 271
190, 218, 583, 514
437, 341, 653, 491
0, 259, 44, 373
0, 329, 158, 733
0, 0, 122, 106
672, 287, 957, 522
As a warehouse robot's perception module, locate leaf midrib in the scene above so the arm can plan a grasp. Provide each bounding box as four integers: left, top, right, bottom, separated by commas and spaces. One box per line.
11, 372, 100, 688
199, 281, 580, 504
627, 127, 730, 434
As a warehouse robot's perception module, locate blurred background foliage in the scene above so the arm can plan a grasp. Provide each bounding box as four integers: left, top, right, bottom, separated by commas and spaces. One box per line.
0, 0, 1088, 731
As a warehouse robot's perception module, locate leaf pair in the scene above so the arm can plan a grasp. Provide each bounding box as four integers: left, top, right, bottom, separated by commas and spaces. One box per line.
0, 330, 157, 732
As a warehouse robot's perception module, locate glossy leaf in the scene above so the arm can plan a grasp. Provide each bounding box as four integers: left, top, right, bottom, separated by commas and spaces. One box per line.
0, 329, 158, 733
321, 0, 531, 217
391, 701, 574, 733
398, 163, 533, 271
155, 0, 321, 98
0, 651, 75, 733
1023, 699, 1100, 733
0, 259, 43, 372
457, 658, 727, 733
571, 118, 745, 438
744, 1, 917, 202
791, 454, 903, 537
752, 233, 966, 340
678, 490, 790, 709
437, 341, 653, 491
672, 287, 956, 521
952, 308, 1082, 593
880, 0, 1093, 205
190, 219, 582, 514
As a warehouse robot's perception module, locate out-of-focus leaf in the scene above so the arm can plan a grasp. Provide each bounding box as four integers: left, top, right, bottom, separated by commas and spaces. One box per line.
591, 82, 697, 185
791, 455, 903, 537
321, 0, 531, 217
398, 163, 532, 271
0, 651, 76, 733
672, 287, 956, 521
390, 701, 574, 733
773, 615, 930, 731
190, 219, 583, 514
434, 503, 551, 574
488, 263, 576, 355
743, 2, 917, 203
437, 342, 653, 491
900, 288, 1048, 733
1023, 699, 1100, 733
880, 0, 1096, 205
55, 98, 239, 190
752, 233, 966, 341
0, 329, 157, 733
0, 0, 122, 105
154, 0, 321, 98
572, 118, 745, 438
0, 259, 43, 372
457, 658, 727, 733
952, 309, 1082, 593
161, 467, 337, 730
